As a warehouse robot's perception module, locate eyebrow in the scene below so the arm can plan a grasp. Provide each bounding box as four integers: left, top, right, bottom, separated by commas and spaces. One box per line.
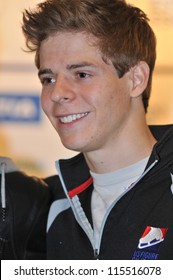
38, 62, 97, 77
38, 68, 53, 77
67, 62, 96, 70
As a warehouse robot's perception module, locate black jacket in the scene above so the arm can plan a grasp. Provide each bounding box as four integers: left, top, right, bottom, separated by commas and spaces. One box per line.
47, 125, 173, 260
0, 163, 52, 260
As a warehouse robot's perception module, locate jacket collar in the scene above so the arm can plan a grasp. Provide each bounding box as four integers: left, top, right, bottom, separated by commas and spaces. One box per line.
57, 124, 173, 192
147, 125, 173, 169
56, 153, 91, 192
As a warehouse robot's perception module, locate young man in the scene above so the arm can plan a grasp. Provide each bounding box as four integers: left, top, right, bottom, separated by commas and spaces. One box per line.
0, 157, 52, 259
22, 0, 173, 259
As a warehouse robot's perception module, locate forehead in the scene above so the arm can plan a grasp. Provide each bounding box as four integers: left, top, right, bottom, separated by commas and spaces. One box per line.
38, 31, 117, 75
39, 31, 101, 63
41, 31, 97, 50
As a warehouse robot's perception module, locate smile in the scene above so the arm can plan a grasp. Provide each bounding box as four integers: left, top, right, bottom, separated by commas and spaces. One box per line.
59, 112, 88, 124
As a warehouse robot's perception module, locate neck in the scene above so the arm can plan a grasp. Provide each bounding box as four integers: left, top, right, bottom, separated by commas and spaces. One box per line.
84, 117, 156, 174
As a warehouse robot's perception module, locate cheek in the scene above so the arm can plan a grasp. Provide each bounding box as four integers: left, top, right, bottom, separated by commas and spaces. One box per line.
40, 93, 50, 115
40, 94, 45, 110
101, 87, 130, 123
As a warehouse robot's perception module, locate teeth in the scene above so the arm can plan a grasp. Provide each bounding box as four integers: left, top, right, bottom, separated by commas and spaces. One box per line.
60, 113, 88, 123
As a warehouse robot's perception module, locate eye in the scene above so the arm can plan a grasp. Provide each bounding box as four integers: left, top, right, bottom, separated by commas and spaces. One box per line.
40, 77, 56, 85
77, 72, 91, 79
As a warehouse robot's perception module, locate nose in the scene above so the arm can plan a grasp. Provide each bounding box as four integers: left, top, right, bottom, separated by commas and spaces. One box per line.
50, 74, 75, 103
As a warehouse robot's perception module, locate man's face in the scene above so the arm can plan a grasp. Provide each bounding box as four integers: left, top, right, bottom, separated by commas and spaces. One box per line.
39, 32, 132, 154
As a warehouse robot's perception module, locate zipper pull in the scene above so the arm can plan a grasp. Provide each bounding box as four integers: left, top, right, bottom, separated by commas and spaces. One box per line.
94, 249, 99, 259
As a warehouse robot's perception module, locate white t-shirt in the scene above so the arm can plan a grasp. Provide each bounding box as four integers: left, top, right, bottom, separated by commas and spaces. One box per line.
90, 157, 149, 243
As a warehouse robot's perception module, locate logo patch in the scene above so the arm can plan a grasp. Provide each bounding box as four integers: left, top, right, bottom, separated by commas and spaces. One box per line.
132, 226, 168, 260
138, 226, 168, 249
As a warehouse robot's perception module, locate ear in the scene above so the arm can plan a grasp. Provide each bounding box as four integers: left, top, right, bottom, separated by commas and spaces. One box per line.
129, 61, 150, 98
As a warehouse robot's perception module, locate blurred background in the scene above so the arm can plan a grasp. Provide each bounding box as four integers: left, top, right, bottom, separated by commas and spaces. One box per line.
0, 0, 173, 177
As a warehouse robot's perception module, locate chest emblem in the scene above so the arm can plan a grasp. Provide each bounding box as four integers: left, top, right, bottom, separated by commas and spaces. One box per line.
132, 226, 168, 260
138, 226, 168, 249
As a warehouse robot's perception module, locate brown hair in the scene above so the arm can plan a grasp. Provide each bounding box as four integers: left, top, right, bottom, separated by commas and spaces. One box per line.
22, 0, 156, 111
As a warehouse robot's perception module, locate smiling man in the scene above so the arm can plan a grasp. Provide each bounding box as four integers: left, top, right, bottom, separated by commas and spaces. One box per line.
22, 0, 173, 259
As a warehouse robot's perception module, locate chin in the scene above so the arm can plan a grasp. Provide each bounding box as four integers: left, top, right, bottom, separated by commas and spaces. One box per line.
61, 141, 82, 152
60, 135, 92, 153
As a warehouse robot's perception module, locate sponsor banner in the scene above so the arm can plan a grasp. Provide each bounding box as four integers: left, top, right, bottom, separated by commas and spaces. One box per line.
0, 93, 41, 123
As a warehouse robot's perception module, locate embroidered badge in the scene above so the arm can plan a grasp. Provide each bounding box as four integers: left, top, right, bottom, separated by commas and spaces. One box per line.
132, 226, 168, 260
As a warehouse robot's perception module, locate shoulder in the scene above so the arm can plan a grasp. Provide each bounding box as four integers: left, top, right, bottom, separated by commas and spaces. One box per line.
5, 171, 51, 206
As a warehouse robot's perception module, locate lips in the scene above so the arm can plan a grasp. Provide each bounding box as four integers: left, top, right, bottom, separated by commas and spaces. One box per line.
59, 112, 88, 124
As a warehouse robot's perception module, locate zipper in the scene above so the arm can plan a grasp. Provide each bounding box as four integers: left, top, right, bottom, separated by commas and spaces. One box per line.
0, 162, 8, 259
56, 159, 158, 259
1, 162, 6, 222
56, 161, 96, 251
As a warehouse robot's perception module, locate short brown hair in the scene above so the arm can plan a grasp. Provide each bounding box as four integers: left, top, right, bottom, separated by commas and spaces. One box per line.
22, 0, 156, 111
